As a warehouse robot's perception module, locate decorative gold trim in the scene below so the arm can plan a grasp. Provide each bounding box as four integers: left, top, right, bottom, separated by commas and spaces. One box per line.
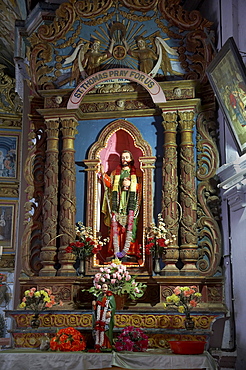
0, 183, 19, 197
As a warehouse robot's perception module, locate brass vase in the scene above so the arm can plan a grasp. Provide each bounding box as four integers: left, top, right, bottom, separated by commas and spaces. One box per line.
184, 314, 195, 330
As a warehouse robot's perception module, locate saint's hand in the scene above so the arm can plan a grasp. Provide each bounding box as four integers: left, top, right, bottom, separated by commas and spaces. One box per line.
100, 163, 104, 174
106, 311, 111, 319
122, 178, 131, 189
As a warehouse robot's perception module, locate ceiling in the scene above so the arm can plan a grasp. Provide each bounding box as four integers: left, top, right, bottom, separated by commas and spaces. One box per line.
0, 0, 204, 77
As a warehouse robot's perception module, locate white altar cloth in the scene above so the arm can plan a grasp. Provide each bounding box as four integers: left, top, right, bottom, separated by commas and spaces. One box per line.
0, 350, 218, 370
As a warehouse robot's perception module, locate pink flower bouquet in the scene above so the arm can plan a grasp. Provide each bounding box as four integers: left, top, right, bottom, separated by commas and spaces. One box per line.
87, 260, 146, 300
115, 326, 148, 352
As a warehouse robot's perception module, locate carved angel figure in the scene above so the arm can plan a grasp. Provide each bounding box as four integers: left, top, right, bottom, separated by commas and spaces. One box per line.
64, 38, 115, 84
123, 36, 179, 77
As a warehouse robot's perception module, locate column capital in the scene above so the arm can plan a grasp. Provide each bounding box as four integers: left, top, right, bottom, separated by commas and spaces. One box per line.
45, 118, 59, 130
178, 110, 195, 130
162, 111, 178, 131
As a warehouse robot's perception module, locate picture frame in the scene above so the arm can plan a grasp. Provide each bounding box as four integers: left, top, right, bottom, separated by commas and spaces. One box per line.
0, 200, 17, 253
0, 131, 19, 180
207, 37, 246, 154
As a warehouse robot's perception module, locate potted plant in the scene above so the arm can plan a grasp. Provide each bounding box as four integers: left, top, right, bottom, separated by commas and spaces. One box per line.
86, 260, 147, 308
163, 285, 202, 329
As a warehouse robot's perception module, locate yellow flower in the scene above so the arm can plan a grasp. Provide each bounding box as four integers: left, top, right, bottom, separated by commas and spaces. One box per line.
34, 291, 41, 298
24, 290, 30, 296
194, 292, 202, 297
111, 258, 121, 265
43, 297, 51, 302
40, 290, 48, 297
166, 296, 173, 303
171, 294, 180, 303
178, 305, 185, 313
19, 302, 26, 308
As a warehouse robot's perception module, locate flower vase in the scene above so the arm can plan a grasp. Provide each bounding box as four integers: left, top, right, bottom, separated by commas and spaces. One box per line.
154, 257, 161, 274
30, 313, 40, 329
184, 315, 195, 330
114, 294, 127, 310
77, 258, 85, 276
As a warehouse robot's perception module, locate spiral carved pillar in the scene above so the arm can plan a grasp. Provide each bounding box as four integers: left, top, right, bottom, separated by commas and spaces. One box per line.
39, 119, 59, 276
57, 118, 78, 276
178, 110, 199, 273
161, 111, 179, 274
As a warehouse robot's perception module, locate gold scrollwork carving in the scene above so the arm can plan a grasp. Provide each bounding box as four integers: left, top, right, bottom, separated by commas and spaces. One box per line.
114, 314, 132, 327
196, 110, 221, 275
0, 184, 19, 197
120, 0, 158, 13
75, 0, 113, 18
78, 314, 92, 327
0, 65, 20, 113
171, 315, 184, 329
144, 315, 159, 328
195, 315, 214, 329
38, 3, 76, 42
159, 315, 172, 328
119, 9, 154, 22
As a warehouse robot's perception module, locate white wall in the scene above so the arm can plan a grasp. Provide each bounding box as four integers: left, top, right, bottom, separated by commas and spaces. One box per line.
202, 0, 246, 369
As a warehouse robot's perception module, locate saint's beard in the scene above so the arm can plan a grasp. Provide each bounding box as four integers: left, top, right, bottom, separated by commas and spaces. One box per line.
122, 161, 131, 167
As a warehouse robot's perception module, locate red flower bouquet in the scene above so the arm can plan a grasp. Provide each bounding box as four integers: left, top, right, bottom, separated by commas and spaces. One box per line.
50, 327, 86, 352
114, 326, 148, 352
145, 214, 176, 257
66, 221, 107, 259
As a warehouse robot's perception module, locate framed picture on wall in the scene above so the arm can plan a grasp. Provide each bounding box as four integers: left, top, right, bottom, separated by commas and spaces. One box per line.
0, 200, 17, 253
0, 132, 19, 180
207, 37, 246, 154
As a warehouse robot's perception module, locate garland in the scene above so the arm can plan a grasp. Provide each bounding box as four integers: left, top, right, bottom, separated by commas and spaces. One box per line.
95, 298, 110, 348
111, 165, 137, 258
113, 209, 134, 258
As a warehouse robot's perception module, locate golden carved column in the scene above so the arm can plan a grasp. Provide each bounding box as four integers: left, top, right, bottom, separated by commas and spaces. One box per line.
57, 118, 78, 276
161, 111, 179, 274
39, 119, 59, 276
178, 110, 199, 273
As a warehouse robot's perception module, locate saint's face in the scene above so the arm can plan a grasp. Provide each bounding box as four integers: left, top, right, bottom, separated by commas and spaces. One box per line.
102, 284, 108, 293
121, 152, 132, 167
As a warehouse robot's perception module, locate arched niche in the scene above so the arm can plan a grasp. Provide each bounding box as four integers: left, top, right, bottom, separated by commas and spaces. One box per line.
83, 119, 155, 273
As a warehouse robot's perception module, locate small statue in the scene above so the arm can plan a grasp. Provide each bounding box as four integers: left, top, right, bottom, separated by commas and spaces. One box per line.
123, 36, 179, 77
40, 333, 50, 351
124, 36, 158, 74
64, 38, 115, 84
92, 283, 116, 352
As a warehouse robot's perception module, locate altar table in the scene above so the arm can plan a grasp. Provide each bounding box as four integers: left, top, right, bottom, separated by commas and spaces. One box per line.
0, 350, 218, 370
